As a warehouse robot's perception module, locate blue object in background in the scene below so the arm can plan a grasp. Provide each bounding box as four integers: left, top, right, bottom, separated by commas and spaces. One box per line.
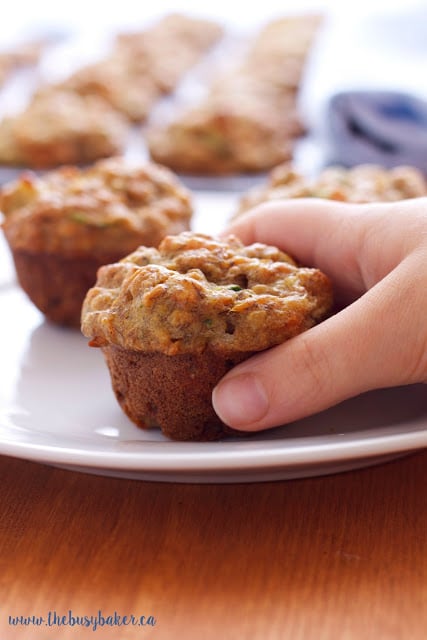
327, 91, 427, 172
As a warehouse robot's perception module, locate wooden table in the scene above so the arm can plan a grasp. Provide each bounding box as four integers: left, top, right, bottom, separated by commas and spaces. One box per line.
0, 450, 426, 640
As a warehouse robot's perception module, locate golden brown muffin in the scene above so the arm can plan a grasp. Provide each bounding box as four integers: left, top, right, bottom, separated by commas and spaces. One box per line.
1, 158, 193, 326
146, 14, 320, 176
81, 232, 333, 441
0, 90, 128, 168
236, 163, 427, 215
147, 84, 301, 175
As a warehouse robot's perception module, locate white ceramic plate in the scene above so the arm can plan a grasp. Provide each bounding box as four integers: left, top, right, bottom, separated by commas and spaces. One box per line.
0, 283, 426, 483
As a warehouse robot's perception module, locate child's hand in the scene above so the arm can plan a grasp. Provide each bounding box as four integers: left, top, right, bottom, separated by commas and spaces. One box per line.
212, 197, 427, 431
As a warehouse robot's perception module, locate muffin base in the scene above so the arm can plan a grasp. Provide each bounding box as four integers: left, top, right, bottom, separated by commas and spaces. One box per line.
102, 344, 252, 441
12, 249, 123, 327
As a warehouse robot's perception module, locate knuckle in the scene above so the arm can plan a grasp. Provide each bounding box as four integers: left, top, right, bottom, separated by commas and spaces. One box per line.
293, 333, 330, 399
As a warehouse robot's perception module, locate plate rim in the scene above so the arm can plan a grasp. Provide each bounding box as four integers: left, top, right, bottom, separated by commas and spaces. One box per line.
1, 418, 426, 472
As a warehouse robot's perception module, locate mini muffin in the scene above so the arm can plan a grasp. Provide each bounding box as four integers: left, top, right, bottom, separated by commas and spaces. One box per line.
0, 90, 127, 168
81, 232, 333, 441
147, 96, 299, 175
236, 163, 427, 215
146, 15, 320, 176
1, 158, 193, 326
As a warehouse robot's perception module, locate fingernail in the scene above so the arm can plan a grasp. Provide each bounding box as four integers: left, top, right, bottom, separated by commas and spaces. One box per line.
212, 373, 269, 428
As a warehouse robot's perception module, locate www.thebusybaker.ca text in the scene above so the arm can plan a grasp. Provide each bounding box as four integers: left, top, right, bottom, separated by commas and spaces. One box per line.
8, 610, 156, 631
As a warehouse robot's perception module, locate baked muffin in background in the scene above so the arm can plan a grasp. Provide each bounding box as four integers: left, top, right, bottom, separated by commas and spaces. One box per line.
0, 91, 128, 169
81, 232, 333, 441
1, 158, 193, 326
147, 87, 301, 175
146, 14, 320, 176
236, 163, 427, 215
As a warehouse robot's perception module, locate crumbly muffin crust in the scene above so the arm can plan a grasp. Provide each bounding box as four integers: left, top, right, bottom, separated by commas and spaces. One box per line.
82, 232, 333, 356
237, 163, 427, 214
1, 157, 193, 256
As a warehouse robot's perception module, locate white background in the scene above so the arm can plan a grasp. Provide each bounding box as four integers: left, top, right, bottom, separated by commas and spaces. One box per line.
0, 0, 425, 40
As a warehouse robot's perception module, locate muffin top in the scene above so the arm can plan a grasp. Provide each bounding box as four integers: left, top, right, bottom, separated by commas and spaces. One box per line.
1, 157, 193, 256
81, 232, 333, 356
147, 99, 297, 175
237, 162, 427, 214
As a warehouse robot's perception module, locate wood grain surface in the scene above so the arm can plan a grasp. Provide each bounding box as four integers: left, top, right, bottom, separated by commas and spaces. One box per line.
0, 450, 426, 640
